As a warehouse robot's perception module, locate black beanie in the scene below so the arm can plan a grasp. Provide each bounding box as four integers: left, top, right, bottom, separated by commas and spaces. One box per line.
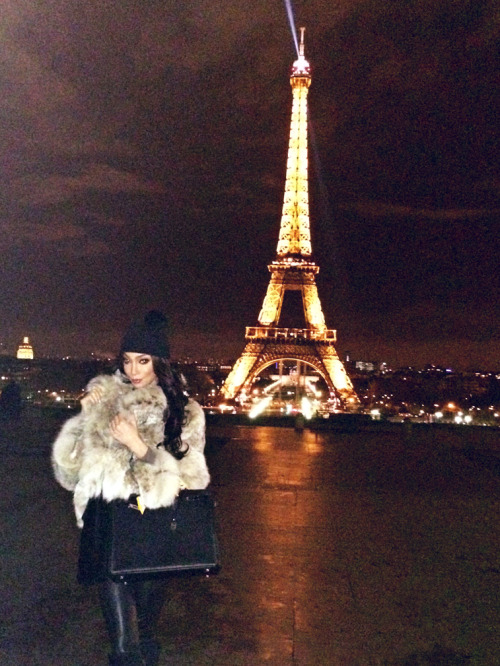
120, 310, 170, 358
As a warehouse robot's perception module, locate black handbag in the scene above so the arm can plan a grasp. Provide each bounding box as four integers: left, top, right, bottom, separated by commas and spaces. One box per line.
107, 489, 220, 580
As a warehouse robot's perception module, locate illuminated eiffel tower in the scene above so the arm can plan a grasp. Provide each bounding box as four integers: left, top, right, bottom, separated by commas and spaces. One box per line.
222, 29, 359, 408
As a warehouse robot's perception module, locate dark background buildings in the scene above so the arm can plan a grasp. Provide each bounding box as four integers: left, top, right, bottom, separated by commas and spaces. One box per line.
1, 1, 499, 368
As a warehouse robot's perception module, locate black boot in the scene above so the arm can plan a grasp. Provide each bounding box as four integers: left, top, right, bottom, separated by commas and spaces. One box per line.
133, 579, 167, 666
140, 638, 161, 666
108, 647, 146, 665
100, 580, 146, 666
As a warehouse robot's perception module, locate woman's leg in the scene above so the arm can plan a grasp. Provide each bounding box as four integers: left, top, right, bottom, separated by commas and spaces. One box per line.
130, 579, 168, 666
98, 579, 144, 665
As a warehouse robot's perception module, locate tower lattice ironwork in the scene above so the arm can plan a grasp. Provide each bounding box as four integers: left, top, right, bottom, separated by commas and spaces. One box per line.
222, 29, 359, 407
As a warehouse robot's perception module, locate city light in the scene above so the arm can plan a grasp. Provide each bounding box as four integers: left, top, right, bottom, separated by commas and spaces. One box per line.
249, 396, 272, 419
217, 403, 234, 414
301, 397, 315, 420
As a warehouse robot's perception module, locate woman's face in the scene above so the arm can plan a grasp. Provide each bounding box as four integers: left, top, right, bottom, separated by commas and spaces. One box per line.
122, 352, 157, 388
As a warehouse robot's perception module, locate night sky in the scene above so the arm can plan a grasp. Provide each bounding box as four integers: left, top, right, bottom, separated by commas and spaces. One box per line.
1, 1, 499, 369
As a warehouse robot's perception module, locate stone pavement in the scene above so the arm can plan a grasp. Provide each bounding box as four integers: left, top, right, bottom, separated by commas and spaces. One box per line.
0, 412, 499, 665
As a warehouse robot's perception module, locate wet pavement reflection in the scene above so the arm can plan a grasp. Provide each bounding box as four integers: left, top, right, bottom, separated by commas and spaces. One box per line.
1, 416, 499, 664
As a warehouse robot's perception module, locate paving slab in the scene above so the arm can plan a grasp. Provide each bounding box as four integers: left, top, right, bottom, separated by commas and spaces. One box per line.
0, 413, 499, 665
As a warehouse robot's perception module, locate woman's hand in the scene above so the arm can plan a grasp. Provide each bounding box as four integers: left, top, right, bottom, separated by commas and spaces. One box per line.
110, 413, 149, 459
80, 387, 104, 412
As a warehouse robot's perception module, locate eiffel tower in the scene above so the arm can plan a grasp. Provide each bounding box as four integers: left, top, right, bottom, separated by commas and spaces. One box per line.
222, 29, 359, 408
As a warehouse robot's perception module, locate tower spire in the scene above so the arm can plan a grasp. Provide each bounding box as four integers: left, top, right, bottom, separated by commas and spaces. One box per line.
299, 26, 305, 57
276, 26, 311, 258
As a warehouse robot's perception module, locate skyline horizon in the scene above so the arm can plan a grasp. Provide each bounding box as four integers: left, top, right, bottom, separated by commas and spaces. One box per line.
1, 326, 498, 372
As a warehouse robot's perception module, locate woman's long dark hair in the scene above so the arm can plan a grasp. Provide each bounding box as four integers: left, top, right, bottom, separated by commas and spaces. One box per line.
116, 355, 189, 459
152, 357, 189, 459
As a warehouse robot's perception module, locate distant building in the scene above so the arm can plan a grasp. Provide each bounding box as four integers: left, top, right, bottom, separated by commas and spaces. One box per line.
355, 361, 377, 373
17, 336, 34, 360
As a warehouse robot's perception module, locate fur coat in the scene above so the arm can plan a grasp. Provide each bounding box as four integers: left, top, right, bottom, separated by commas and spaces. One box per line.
52, 372, 210, 527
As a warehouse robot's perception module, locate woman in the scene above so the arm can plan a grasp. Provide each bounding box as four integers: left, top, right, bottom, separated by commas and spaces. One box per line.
52, 311, 210, 666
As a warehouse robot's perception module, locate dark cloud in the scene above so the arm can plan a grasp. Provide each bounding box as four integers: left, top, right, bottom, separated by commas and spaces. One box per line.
10, 164, 165, 207
339, 201, 500, 220
0, 0, 499, 368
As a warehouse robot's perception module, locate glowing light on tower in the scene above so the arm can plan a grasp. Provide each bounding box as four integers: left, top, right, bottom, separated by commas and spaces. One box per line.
283, 0, 300, 56
221, 29, 359, 409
